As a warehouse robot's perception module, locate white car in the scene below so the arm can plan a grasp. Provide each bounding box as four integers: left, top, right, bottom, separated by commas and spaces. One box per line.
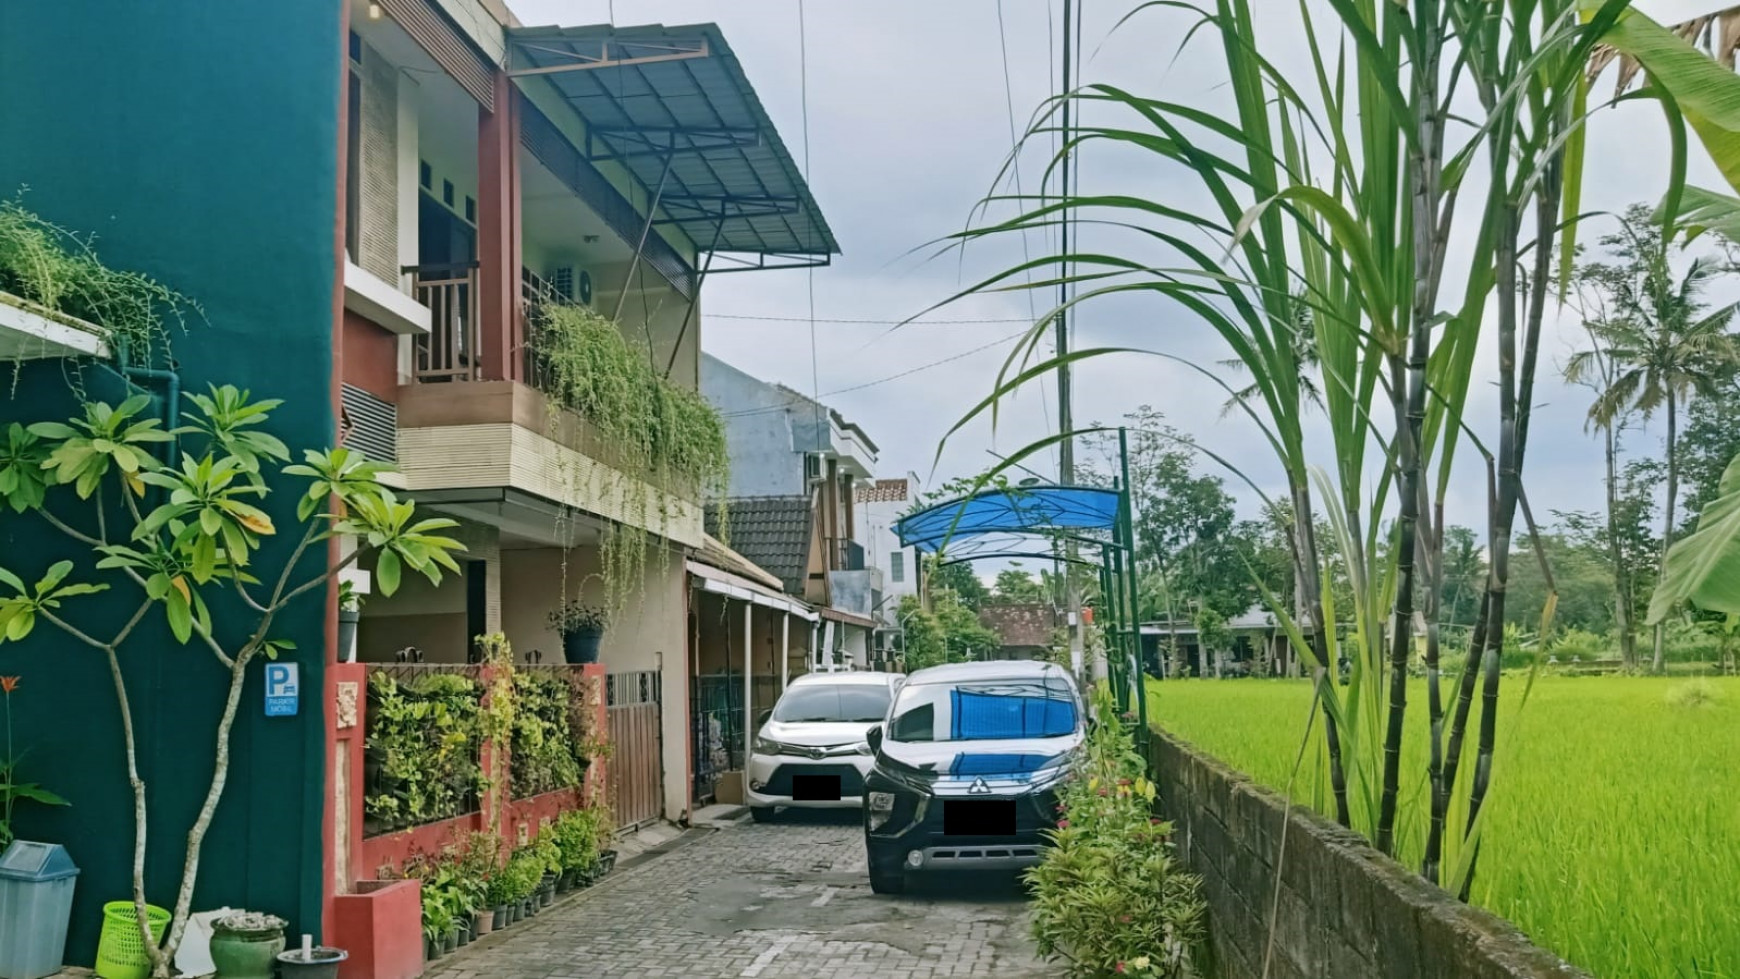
746, 671, 903, 821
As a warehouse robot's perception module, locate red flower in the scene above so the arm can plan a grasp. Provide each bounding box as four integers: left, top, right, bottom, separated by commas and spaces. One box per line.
1057, 818, 1070, 829
1150, 817, 1163, 825
0, 676, 18, 694
1119, 914, 1132, 924
1117, 778, 1131, 786
1115, 963, 1127, 974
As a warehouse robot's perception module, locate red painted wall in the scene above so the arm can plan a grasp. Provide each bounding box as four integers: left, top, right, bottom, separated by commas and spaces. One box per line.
341, 310, 399, 401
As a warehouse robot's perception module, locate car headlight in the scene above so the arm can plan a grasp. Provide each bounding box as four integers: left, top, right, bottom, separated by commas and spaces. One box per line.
867, 791, 896, 831
753, 735, 782, 755
852, 741, 873, 755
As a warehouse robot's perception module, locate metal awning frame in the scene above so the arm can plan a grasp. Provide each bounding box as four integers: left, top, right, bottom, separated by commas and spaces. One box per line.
508, 37, 711, 77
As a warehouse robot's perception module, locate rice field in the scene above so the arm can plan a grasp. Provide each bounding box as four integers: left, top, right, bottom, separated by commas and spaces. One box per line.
1147, 675, 1740, 979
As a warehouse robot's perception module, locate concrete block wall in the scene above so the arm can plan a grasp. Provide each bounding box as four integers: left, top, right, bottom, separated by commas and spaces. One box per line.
1146, 730, 1589, 979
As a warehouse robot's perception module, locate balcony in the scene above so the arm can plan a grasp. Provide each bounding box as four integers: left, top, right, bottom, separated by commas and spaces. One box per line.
409, 262, 481, 381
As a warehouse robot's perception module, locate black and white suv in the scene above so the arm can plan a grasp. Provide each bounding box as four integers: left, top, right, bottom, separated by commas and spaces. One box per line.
861, 660, 1083, 894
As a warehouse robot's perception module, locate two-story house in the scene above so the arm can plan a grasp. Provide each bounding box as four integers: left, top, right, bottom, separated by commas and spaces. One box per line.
0, 1, 832, 969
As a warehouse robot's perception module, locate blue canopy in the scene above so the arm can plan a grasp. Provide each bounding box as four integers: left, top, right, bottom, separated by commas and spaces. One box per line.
894, 485, 1121, 564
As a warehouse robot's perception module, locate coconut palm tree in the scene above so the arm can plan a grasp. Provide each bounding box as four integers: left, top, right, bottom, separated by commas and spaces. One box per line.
1567, 210, 1740, 673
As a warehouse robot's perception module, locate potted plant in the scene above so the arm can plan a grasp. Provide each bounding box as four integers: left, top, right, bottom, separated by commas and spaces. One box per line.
337, 579, 365, 663
277, 942, 349, 979
549, 600, 607, 664
209, 911, 287, 979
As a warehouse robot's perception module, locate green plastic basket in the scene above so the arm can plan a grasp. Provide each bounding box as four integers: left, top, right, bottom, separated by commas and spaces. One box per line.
94, 901, 170, 979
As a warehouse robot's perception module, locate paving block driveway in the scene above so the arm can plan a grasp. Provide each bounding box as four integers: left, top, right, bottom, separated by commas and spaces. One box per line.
426, 812, 1054, 979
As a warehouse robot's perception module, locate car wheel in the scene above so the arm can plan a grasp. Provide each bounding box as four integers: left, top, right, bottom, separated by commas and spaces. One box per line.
750, 806, 777, 823
867, 849, 907, 895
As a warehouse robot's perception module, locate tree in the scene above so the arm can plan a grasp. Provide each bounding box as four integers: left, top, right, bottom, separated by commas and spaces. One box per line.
927, 559, 988, 611
992, 564, 1046, 604
896, 592, 1000, 671
1566, 204, 1740, 672
1438, 526, 1486, 632
1679, 375, 1740, 520
0, 388, 463, 975
1554, 460, 1662, 664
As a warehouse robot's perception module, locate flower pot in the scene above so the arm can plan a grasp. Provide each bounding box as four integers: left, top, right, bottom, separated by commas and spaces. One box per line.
560, 628, 602, 664
209, 922, 286, 979
276, 947, 348, 979
493, 906, 508, 930
337, 608, 360, 663
598, 849, 618, 875
454, 916, 470, 946
444, 926, 458, 953
424, 937, 441, 961
474, 909, 493, 937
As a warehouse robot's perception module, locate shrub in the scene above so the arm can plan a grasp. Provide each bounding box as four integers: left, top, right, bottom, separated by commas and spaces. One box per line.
1664, 678, 1724, 709
1026, 688, 1203, 977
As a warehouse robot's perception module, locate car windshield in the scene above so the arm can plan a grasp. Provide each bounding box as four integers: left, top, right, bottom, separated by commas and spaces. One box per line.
887, 677, 1078, 743
771, 684, 892, 724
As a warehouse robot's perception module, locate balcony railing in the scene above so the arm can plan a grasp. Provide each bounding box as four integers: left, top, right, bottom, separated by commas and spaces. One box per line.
410, 262, 480, 382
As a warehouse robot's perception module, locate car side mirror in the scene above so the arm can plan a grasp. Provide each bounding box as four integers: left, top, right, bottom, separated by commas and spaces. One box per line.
756, 709, 772, 728
865, 725, 883, 753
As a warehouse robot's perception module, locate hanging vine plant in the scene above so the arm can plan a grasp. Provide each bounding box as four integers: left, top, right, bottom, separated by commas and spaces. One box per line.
527, 301, 729, 607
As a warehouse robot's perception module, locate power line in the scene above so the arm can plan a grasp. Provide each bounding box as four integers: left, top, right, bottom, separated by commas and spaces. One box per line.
707, 313, 1033, 325
716, 326, 1033, 417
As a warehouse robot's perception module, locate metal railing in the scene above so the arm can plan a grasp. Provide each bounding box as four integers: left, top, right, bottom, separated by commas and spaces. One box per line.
410, 262, 481, 382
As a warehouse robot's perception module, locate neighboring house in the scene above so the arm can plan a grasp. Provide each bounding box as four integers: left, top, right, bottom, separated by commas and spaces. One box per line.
1140, 605, 1300, 678
0, 3, 832, 970
702, 353, 884, 670
981, 603, 1062, 661
858, 476, 921, 639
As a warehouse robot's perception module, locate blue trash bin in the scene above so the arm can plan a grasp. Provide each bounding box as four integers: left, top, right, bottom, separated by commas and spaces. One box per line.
0, 841, 80, 979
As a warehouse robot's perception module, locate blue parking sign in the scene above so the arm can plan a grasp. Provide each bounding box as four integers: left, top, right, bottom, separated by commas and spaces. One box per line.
264, 662, 299, 717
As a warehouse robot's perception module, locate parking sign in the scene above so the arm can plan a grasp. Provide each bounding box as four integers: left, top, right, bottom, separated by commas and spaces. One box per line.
264, 662, 299, 717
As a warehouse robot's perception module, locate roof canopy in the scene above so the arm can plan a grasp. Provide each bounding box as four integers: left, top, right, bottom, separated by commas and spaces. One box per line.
508, 23, 838, 265
894, 485, 1122, 566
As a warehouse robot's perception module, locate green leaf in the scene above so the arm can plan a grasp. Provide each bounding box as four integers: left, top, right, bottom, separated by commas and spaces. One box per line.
5, 611, 34, 641
0, 568, 24, 595
165, 591, 194, 643
34, 561, 72, 596
25, 422, 77, 440
1598, 5, 1740, 195
376, 547, 402, 597
1649, 452, 1740, 624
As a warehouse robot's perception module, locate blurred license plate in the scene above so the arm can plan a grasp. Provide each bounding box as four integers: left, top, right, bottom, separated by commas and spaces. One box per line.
944, 800, 1016, 835
792, 775, 841, 800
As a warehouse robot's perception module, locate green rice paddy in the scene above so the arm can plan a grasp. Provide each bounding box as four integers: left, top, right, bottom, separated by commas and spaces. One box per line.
1147, 675, 1740, 979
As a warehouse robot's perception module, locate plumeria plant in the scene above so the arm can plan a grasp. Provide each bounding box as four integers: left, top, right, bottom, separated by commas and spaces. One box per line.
0, 674, 68, 847
0, 385, 463, 977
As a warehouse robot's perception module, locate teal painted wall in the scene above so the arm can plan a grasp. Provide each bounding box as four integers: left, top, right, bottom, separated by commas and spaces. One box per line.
0, 0, 343, 962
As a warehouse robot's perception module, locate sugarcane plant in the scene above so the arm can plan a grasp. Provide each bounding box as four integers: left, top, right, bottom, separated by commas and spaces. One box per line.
933, 0, 1740, 898
0, 385, 464, 977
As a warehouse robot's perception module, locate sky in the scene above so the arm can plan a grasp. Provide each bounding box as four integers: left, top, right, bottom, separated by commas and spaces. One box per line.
513, 0, 1736, 538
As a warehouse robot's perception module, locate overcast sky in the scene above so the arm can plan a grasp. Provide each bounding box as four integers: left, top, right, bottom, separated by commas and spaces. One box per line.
515, 0, 1733, 536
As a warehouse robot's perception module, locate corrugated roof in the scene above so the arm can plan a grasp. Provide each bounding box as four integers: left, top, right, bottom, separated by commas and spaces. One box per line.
706, 496, 812, 596
507, 23, 838, 259
692, 533, 783, 591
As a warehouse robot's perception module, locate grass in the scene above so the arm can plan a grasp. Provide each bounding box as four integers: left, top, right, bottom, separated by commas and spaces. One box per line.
1147, 674, 1739, 979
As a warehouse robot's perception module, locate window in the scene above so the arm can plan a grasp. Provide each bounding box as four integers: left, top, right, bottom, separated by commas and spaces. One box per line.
887, 678, 1077, 743
419, 160, 432, 190
889, 551, 905, 583
344, 69, 362, 262
771, 684, 892, 724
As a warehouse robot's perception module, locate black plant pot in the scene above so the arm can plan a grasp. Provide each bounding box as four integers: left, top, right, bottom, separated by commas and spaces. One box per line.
598, 849, 618, 875
561, 628, 602, 664
338, 608, 360, 662
493, 906, 508, 930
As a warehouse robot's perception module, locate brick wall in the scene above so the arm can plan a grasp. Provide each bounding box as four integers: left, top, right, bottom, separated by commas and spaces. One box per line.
1146, 730, 1589, 979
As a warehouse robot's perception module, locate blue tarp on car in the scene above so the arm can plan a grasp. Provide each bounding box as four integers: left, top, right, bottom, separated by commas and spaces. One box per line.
949, 690, 1076, 741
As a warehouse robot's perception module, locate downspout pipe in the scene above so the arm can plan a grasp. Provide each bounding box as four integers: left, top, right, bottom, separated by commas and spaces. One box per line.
99, 337, 182, 470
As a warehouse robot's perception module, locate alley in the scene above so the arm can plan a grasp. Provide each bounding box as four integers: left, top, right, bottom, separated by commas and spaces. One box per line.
425, 812, 1053, 979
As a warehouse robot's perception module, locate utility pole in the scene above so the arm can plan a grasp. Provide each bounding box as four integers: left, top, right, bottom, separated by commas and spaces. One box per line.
1058, 0, 1090, 683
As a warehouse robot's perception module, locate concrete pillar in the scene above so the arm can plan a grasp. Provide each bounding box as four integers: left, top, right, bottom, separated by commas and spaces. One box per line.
743, 602, 753, 768
780, 612, 791, 691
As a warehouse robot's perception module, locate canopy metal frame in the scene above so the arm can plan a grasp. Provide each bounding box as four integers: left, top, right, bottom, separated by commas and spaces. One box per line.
893, 431, 1152, 737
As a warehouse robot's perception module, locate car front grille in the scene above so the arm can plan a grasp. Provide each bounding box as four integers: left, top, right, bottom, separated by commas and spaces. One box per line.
763, 764, 866, 797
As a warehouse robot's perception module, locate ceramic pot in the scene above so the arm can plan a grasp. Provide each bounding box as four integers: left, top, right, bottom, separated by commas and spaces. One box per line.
209, 924, 285, 979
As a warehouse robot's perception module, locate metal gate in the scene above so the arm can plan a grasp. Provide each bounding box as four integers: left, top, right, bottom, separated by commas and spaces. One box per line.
691, 673, 781, 805
607, 671, 662, 830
